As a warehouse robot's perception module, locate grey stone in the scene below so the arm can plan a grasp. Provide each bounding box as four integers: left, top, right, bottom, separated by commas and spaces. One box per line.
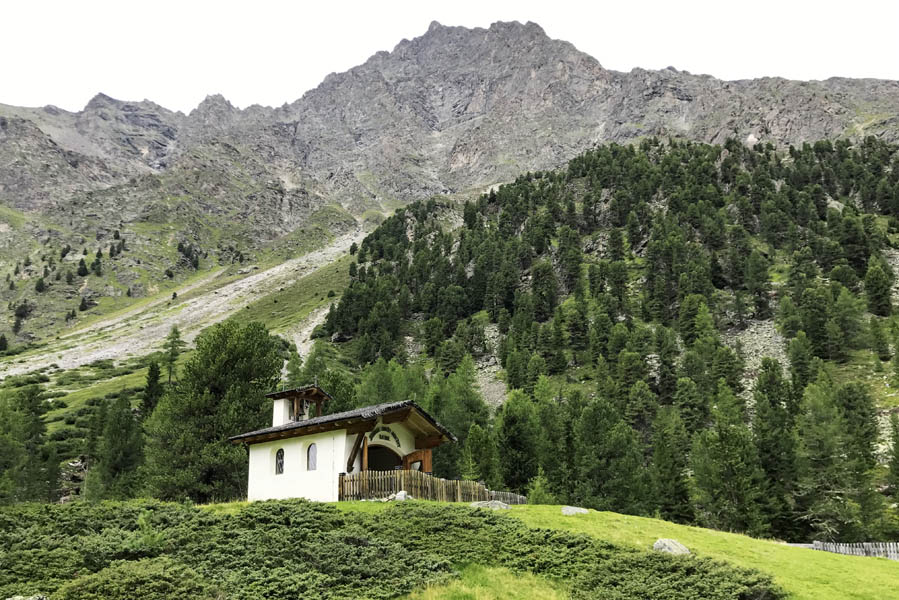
470, 500, 510, 510
389, 490, 411, 501
653, 538, 691, 555
561, 505, 588, 515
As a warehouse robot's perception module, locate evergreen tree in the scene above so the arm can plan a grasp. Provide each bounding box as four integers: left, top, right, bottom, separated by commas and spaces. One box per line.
691, 382, 768, 535
788, 331, 814, 397
429, 356, 489, 478
77, 258, 89, 277
162, 325, 186, 384
0, 386, 54, 503
795, 382, 863, 541
531, 260, 558, 321
574, 396, 648, 514
744, 250, 771, 317
34, 277, 46, 293
496, 390, 538, 493
284, 348, 304, 387
650, 406, 691, 522
140, 361, 164, 417
834, 382, 878, 470
79, 296, 89, 312
462, 422, 501, 488
86, 395, 143, 500
752, 358, 799, 537
674, 377, 707, 434
142, 321, 282, 502
864, 260, 892, 316
526, 466, 557, 504
0, 334, 6, 352
869, 316, 891, 361
887, 413, 899, 497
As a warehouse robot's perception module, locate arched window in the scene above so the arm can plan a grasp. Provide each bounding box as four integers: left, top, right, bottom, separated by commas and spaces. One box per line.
275, 448, 284, 475
307, 443, 317, 471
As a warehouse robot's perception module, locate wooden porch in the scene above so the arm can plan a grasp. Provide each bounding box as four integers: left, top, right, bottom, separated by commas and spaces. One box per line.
338, 469, 527, 504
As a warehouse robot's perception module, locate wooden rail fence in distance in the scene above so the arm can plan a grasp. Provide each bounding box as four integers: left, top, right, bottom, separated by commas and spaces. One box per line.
812, 540, 899, 561
338, 469, 527, 504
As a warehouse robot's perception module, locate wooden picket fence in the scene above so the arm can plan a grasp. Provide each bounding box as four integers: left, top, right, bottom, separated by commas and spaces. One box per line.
338, 469, 527, 504
812, 540, 899, 561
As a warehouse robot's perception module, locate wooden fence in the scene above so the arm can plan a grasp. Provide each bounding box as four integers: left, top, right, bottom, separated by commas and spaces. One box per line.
338, 469, 527, 504
812, 541, 899, 561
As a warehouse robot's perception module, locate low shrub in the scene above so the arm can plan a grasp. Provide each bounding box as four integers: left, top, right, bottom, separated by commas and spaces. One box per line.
54, 557, 220, 600
0, 500, 785, 600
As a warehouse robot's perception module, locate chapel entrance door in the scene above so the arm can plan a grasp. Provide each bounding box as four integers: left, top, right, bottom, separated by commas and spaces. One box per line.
367, 445, 402, 470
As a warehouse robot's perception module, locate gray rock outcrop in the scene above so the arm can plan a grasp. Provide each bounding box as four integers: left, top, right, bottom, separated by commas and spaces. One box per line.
562, 506, 589, 515
470, 500, 510, 510
653, 538, 691, 555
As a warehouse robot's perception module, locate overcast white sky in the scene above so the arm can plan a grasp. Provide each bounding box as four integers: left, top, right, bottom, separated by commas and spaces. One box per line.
3, 0, 898, 113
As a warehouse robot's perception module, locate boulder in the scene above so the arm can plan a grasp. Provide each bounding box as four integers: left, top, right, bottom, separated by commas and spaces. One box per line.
653, 538, 691, 555
561, 505, 588, 515
470, 500, 510, 510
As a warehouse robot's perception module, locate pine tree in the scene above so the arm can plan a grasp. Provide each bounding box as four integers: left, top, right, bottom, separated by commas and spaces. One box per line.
496, 390, 538, 493
691, 381, 768, 535
795, 382, 862, 541
531, 260, 558, 321
864, 261, 892, 316
574, 396, 648, 514
887, 413, 899, 497
162, 325, 186, 384
77, 258, 89, 277
526, 466, 557, 504
752, 358, 799, 538
625, 380, 657, 443
142, 320, 282, 502
34, 277, 45, 293
744, 250, 771, 317
788, 331, 814, 397
86, 395, 143, 500
141, 361, 164, 417
0, 334, 6, 352
674, 377, 707, 434
869, 316, 891, 361
650, 406, 691, 522
78, 296, 89, 312
834, 382, 878, 470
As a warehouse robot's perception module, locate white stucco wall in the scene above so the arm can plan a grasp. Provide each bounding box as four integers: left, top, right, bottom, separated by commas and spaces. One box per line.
247, 429, 347, 502
272, 398, 291, 427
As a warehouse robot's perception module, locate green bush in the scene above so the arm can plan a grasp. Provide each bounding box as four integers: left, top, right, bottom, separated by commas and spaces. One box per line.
571, 552, 785, 600
55, 557, 220, 600
0, 500, 784, 600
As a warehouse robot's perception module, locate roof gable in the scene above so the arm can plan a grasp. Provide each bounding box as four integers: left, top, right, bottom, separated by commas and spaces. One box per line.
228, 400, 456, 445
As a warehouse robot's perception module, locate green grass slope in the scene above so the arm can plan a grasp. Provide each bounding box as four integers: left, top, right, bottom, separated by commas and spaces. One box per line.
340, 503, 898, 600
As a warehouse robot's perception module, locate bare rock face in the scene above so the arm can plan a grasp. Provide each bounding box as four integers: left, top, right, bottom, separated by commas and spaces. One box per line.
2, 20, 899, 244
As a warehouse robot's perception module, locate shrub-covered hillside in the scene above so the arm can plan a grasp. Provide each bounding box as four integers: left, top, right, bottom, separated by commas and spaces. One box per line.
309, 137, 899, 542
0, 500, 784, 600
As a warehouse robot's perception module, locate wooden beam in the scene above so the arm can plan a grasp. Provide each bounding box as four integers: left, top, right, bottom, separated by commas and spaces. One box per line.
422, 448, 432, 473
362, 436, 369, 472
346, 433, 364, 472
231, 418, 372, 445
415, 435, 443, 449
345, 420, 376, 435
382, 408, 412, 424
